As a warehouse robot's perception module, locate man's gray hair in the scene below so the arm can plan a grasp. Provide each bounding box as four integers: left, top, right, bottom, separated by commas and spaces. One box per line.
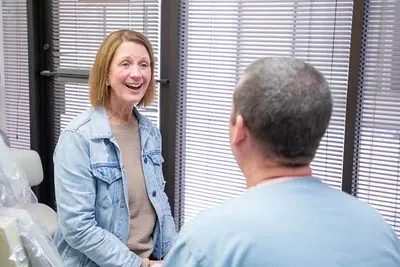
232, 57, 332, 166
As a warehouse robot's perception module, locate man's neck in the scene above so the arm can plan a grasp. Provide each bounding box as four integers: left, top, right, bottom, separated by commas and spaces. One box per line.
244, 162, 312, 189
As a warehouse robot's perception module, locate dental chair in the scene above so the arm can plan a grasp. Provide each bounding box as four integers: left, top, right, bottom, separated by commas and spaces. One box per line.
0, 129, 57, 236
9, 148, 57, 237
0, 131, 62, 267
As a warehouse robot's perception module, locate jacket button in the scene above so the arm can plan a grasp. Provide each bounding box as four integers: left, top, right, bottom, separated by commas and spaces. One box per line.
144, 157, 148, 164
152, 191, 156, 197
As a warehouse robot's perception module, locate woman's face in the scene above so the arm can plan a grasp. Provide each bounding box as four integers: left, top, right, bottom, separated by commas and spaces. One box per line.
107, 41, 152, 107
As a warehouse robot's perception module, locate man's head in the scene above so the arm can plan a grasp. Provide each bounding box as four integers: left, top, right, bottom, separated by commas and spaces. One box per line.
230, 57, 332, 168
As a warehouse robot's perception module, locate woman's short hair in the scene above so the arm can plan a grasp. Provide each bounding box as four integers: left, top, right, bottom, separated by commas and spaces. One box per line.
89, 29, 156, 107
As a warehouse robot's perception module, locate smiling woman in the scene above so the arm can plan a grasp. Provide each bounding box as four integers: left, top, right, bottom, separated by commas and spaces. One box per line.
52, 29, 177, 267
106, 41, 152, 122
89, 29, 157, 110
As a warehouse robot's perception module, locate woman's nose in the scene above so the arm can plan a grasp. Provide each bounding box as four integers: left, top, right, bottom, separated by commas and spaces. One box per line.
130, 65, 141, 77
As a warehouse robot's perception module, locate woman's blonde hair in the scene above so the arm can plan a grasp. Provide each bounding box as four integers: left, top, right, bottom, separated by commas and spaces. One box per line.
89, 29, 156, 107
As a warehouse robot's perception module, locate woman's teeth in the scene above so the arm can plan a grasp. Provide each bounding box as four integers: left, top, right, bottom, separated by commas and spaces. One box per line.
126, 83, 141, 89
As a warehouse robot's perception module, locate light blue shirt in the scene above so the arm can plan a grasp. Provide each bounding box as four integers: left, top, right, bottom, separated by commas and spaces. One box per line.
163, 177, 400, 267
53, 107, 177, 267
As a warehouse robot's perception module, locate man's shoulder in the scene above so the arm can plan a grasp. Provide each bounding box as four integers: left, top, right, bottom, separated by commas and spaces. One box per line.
169, 194, 262, 267
180, 191, 256, 241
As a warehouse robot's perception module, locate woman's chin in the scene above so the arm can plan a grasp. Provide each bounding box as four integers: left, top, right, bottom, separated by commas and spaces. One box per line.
122, 94, 144, 106
109, 91, 146, 108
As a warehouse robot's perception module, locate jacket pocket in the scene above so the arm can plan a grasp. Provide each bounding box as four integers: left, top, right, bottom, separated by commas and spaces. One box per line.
92, 164, 122, 209
148, 153, 166, 190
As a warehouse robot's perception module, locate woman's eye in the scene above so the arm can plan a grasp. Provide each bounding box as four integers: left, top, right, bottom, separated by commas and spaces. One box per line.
121, 62, 130, 67
140, 63, 149, 69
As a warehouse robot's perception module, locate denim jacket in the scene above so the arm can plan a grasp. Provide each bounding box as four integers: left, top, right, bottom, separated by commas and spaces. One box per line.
53, 107, 177, 267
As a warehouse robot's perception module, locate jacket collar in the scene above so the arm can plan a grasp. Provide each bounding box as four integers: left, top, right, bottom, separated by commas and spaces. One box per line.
90, 106, 150, 140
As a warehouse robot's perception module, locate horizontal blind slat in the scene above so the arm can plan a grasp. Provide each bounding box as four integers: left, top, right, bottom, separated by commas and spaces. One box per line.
177, 0, 353, 224
353, 0, 400, 235
3, 0, 30, 148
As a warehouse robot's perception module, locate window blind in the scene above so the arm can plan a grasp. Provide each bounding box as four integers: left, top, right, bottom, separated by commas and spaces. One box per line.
176, 0, 354, 225
354, 0, 400, 235
2, 0, 30, 149
0, 1, 4, 132
51, 0, 161, 146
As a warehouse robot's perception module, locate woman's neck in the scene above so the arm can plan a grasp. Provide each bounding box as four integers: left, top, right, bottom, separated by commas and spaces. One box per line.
106, 104, 135, 125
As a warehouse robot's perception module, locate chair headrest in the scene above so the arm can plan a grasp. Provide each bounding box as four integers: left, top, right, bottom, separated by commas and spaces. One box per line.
10, 149, 43, 187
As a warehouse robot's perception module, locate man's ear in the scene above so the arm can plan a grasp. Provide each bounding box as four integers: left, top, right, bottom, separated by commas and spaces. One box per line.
231, 115, 247, 146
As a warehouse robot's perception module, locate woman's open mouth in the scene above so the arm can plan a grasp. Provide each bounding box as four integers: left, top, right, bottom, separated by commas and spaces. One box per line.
125, 83, 142, 90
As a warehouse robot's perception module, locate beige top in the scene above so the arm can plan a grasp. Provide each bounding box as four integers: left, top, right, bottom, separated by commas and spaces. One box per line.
111, 118, 156, 264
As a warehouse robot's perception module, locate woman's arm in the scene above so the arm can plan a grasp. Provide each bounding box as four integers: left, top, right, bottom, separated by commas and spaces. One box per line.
54, 130, 142, 267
